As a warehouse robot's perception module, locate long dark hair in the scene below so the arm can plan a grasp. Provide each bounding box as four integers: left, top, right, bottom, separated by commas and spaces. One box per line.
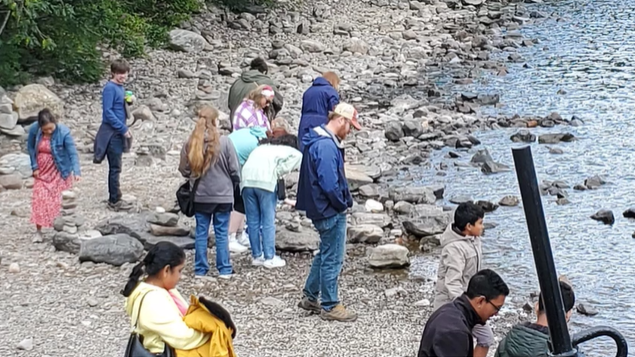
121, 242, 185, 297
37, 108, 57, 128
259, 133, 299, 150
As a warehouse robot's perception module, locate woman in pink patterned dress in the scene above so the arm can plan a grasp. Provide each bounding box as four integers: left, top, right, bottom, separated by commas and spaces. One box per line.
27, 109, 81, 241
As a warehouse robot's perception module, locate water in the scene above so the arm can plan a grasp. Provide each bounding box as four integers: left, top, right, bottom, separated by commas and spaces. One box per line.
411, 0, 635, 354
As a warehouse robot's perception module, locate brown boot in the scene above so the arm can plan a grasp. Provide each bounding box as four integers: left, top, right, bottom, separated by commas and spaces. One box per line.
320, 304, 358, 322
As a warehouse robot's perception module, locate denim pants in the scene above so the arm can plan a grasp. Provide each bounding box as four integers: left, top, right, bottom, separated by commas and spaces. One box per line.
302, 213, 347, 311
194, 211, 232, 276
242, 187, 278, 260
106, 134, 124, 203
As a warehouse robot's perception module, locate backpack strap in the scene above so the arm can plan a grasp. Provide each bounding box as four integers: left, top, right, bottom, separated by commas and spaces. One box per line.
132, 291, 153, 330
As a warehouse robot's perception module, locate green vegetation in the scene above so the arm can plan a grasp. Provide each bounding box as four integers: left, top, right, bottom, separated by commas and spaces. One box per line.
0, 0, 276, 86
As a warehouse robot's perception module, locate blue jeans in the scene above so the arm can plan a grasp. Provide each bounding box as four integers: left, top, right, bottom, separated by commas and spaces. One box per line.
302, 213, 347, 311
242, 187, 278, 260
106, 134, 123, 204
194, 211, 232, 276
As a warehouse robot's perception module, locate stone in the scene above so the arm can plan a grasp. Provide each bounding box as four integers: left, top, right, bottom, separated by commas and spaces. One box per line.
385, 287, 407, 298
499, 195, 520, 207
138, 233, 195, 250
17, 337, 33, 351
62, 190, 76, 200
343, 38, 369, 54
623, 208, 635, 219
78, 230, 103, 240
538, 133, 576, 144
347, 225, 384, 244
368, 244, 410, 269
364, 199, 384, 213
9, 262, 20, 273
481, 160, 511, 174
402, 30, 418, 40
169, 29, 208, 52
300, 40, 325, 53
389, 186, 437, 204
449, 195, 472, 204
403, 120, 423, 137
510, 129, 536, 143
590, 210, 614, 225
0, 112, 18, 130
0, 173, 22, 190
359, 184, 381, 198
393, 201, 413, 214
52, 232, 81, 254
385, 121, 404, 142
13, 84, 64, 120
147, 212, 179, 227
345, 165, 374, 190
131, 105, 155, 122
414, 299, 431, 307
576, 304, 598, 316
79, 234, 145, 266
94, 214, 146, 239
1, 124, 26, 136
470, 149, 494, 164
0, 153, 32, 178
351, 212, 392, 227
402, 209, 451, 237
149, 224, 190, 237
475, 200, 498, 213
276, 229, 320, 252
584, 175, 606, 189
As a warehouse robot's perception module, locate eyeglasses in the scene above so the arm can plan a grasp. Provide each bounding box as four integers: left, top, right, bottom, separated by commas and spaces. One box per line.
487, 300, 503, 312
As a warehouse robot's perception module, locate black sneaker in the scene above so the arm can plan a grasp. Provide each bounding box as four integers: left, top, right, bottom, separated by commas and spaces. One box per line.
107, 200, 133, 212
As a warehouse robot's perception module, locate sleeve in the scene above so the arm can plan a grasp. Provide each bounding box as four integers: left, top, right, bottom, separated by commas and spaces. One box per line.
433, 330, 471, 357
442, 245, 468, 300
102, 85, 128, 135
328, 90, 340, 111
138, 292, 207, 350
313, 144, 348, 212
225, 139, 241, 185
64, 131, 81, 176
178, 143, 191, 178
27, 125, 38, 171
276, 148, 302, 177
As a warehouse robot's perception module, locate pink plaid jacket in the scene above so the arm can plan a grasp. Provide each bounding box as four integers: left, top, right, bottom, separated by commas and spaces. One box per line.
232, 100, 271, 131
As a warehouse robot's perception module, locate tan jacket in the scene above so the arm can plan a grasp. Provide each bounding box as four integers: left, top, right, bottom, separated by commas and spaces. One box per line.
433, 224, 482, 310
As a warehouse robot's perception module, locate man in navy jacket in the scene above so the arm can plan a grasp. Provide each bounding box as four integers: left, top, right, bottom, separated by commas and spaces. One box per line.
94, 59, 132, 210
296, 102, 361, 322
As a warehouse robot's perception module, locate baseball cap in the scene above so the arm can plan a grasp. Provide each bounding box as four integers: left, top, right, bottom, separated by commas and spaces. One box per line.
333, 103, 361, 130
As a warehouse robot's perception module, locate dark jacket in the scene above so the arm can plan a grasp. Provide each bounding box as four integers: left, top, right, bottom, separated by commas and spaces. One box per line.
178, 136, 241, 204
227, 69, 283, 127
418, 294, 483, 357
27, 123, 81, 179
494, 322, 550, 357
297, 77, 340, 152
93, 81, 130, 163
296, 125, 353, 221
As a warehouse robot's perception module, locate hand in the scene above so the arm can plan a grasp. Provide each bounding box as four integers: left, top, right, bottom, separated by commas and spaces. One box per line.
33, 170, 39, 178
124, 130, 132, 138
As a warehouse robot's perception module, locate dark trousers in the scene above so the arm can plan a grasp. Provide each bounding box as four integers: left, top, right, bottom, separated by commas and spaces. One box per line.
106, 134, 124, 203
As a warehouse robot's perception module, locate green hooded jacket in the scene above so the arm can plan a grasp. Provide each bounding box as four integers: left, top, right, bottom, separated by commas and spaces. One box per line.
227, 69, 283, 128
495, 322, 550, 357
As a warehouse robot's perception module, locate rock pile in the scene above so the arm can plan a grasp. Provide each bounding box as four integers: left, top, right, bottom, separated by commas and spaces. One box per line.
0, 152, 31, 191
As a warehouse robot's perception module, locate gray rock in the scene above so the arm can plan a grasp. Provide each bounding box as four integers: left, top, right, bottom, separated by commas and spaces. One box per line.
389, 186, 436, 204
368, 244, 410, 269
538, 133, 576, 144
347, 225, 384, 244
351, 212, 392, 227
499, 195, 520, 207
52, 232, 81, 254
590, 209, 614, 225
0, 173, 22, 190
576, 303, 598, 316
13, 84, 64, 120
149, 224, 190, 237
17, 338, 33, 351
393, 201, 413, 214
276, 229, 320, 252
300, 40, 325, 53
0, 112, 18, 130
359, 184, 381, 198
169, 29, 208, 53
470, 148, 494, 164
449, 195, 472, 204
510, 129, 536, 143
131, 105, 155, 122
138, 233, 195, 250
385, 121, 404, 142
403, 120, 423, 137
79, 234, 145, 266
0, 153, 32, 178
147, 212, 179, 227
584, 175, 606, 189
345, 165, 374, 191
343, 38, 369, 54
1, 124, 27, 137
94, 214, 147, 239
481, 160, 511, 174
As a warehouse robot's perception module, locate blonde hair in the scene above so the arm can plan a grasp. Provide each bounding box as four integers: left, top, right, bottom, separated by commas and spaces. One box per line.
323, 71, 340, 91
187, 105, 221, 178
247, 85, 271, 110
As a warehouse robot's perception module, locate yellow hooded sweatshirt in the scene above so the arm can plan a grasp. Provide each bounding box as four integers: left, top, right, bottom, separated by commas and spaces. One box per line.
177, 296, 236, 357
124, 282, 209, 353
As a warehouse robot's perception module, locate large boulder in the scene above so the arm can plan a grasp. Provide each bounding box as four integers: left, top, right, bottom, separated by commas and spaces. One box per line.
389, 186, 437, 204
590, 209, 614, 225
345, 165, 373, 191
347, 225, 384, 244
13, 84, 64, 120
276, 229, 320, 252
0, 153, 32, 178
169, 29, 208, 53
52, 232, 81, 254
79, 234, 144, 266
0, 112, 18, 130
402, 204, 452, 237
368, 244, 410, 268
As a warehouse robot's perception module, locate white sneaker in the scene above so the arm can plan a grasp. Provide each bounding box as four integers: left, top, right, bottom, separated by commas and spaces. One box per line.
263, 256, 286, 269
229, 238, 248, 253
218, 273, 235, 280
237, 231, 250, 247
252, 255, 265, 267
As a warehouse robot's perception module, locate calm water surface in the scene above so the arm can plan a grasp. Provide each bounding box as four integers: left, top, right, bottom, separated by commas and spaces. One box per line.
410, 0, 635, 354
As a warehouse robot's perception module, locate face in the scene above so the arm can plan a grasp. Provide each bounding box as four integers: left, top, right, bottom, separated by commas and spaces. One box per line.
112, 71, 128, 84
466, 217, 484, 237
161, 262, 184, 290
474, 294, 506, 322
335, 115, 352, 140
41, 122, 56, 136
259, 96, 271, 108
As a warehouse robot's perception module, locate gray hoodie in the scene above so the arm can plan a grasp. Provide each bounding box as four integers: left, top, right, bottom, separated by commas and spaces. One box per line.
433, 223, 483, 310
178, 136, 241, 204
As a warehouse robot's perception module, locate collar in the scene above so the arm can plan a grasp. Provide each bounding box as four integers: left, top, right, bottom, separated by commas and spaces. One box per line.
455, 294, 485, 328
314, 125, 344, 149
522, 321, 550, 335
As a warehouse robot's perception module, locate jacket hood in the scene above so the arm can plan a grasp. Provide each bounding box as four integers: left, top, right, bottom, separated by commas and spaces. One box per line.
312, 77, 332, 87
499, 323, 549, 357
124, 282, 159, 317
240, 69, 270, 84
301, 125, 342, 151
248, 126, 268, 139
440, 223, 472, 247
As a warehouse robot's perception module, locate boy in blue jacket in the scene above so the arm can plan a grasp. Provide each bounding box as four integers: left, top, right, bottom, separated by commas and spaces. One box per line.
94, 59, 132, 211
296, 102, 361, 322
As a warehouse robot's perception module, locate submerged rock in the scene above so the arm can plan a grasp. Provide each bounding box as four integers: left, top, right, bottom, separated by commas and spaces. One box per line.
499, 195, 520, 207
590, 209, 614, 225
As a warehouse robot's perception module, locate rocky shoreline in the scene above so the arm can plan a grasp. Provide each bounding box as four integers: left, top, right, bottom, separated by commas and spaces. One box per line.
0, 0, 577, 355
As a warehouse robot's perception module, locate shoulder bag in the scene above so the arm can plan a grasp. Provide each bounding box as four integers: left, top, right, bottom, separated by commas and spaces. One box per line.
176, 178, 201, 218
124, 292, 175, 357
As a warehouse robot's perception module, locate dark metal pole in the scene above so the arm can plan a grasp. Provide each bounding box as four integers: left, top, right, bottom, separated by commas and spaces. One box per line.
512, 146, 578, 357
